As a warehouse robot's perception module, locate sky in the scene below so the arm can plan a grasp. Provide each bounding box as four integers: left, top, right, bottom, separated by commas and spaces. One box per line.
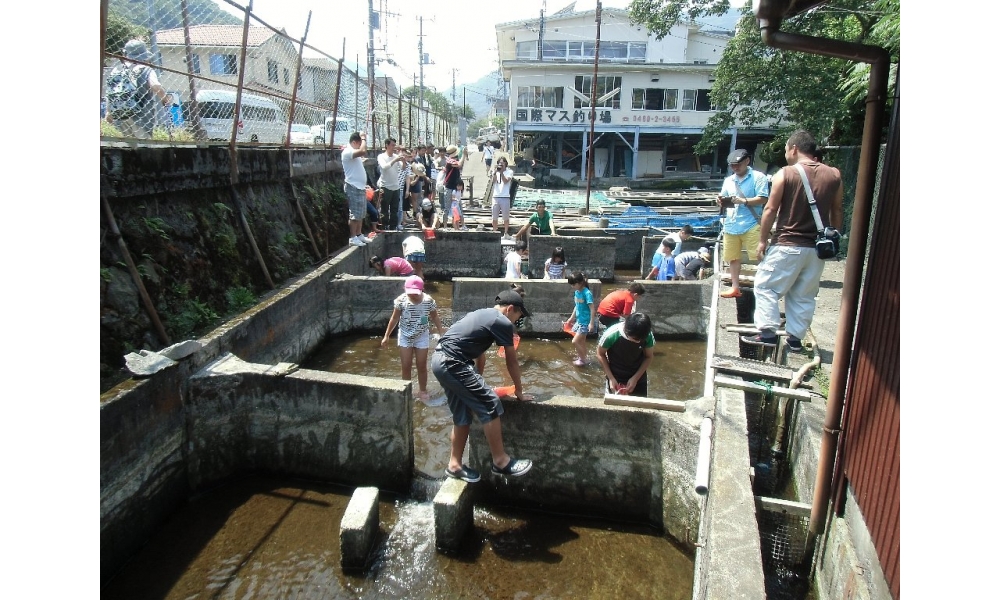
213, 0, 642, 93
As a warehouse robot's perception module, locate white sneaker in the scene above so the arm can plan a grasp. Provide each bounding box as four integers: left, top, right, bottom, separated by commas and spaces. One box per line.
349, 236, 366, 247
359, 234, 373, 243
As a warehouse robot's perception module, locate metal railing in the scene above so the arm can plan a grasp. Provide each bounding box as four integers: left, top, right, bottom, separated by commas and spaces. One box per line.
100, 0, 456, 149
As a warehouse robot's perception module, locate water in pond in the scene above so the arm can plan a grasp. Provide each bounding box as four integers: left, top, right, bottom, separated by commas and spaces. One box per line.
102, 475, 694, 600
103, 276, 701, 599
299, 279, 706, 478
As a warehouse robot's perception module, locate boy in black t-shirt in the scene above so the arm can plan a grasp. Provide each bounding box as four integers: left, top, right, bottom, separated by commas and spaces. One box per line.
596, 313, 655, 397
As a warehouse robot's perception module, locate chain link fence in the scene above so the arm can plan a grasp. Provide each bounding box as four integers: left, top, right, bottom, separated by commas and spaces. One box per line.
101, 0, 455, 148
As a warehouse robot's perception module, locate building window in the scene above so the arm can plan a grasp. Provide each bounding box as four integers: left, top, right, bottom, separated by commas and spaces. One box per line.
542, 41, 566, 60
682, 89, 713, 111
516, 41, 536, 60
283, 68, 290, 86
210, 54, 238, 75
574, 76, 621, 108
632, 88, 678, 110
267, 60, 279, 84
516, 86, 564, 108
187, 54, 201, 74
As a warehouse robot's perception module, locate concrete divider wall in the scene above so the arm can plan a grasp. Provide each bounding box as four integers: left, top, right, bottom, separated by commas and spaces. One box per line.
638, 280, 713, 337
640, 235, 714, 274
372, 230, 506, 279
467, 396, 702, 548
186, 354, 413, 492
451, 277, 711, 337
100, 370, 189, 585
327, 274, 418, 334
555, 227, 649, 269
525, 235, 617, 281
451, 278, 603, 333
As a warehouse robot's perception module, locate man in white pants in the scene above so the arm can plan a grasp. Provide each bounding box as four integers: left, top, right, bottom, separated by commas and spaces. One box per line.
742, 130, 843, 352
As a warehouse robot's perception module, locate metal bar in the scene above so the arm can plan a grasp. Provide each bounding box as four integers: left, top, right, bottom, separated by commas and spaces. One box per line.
101, 194, 171, 346
229, 0, 253, 161
180, 0, 206, 140
232, 186, 276, 289
330, 39, 345, 151
285, 10, 312, 149
713, 376, 812, 402
289, 182, 322, 260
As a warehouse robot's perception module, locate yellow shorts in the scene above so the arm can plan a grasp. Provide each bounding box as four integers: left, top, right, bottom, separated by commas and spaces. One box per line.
723, 226, 761, 263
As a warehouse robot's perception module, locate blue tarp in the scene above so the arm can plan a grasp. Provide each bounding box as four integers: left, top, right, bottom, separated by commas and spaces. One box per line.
592, 205, 722, 234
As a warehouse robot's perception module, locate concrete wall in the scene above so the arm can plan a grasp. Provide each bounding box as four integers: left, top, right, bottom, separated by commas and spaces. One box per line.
186, 354, 413, 492
525, 234, 617, 281
101, 146, 340, 199
100, 370, 189, 586
555, 226, 650, 269
370, 230, 510, 279
468, 395, 704, 548
451, 278, 602, 333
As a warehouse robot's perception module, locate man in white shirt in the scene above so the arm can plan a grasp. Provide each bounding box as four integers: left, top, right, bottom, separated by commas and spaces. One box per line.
341, 132, 373, 247
654, 224, 694, 259
377, 138, 408, 231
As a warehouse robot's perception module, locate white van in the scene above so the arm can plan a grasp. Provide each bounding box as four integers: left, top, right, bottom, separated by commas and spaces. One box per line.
310, 116, 351, 146
193, 89, 288, 144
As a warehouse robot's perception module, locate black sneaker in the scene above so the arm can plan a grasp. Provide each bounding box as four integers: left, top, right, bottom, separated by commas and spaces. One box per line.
741, 333, 777, 345
445, 465, 481, 483
786, 337, 803, 352
491, 457, 533, 477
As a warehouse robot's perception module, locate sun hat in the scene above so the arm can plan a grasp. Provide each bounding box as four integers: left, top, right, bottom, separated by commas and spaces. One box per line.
404, 275, 424, 293
411, 163, 425, 174
123, 39, 151, 61
495, 289, 529, 317
445, 145, 459, 157
421, 198, 433, 208
698, 247, 711, 260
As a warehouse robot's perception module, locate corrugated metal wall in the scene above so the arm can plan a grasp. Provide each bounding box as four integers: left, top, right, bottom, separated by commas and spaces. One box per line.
835, 83, 900, 599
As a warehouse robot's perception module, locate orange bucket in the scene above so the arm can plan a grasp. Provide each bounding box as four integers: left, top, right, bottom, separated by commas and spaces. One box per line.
496, 334, 519, 357
563, 322, 575, 336
424, 228, 436, 240
494, 385, 516, 398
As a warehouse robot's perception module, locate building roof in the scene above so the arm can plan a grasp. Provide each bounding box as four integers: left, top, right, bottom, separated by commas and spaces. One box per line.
302, 57, 339, 70
155, 25, 281, 48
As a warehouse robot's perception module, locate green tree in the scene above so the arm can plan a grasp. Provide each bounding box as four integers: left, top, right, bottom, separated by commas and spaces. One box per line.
105, 9, 149, 58
402, 86, 461, 122
629, 0, 899, 151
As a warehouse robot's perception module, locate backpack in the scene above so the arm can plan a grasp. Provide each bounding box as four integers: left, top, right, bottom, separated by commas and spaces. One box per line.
508, 176, 519, 201
107, 62, 144, 119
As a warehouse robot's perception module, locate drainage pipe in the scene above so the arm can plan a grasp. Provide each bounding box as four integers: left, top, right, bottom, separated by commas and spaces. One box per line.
694, 417, 714, 495
758, 18, 891, 558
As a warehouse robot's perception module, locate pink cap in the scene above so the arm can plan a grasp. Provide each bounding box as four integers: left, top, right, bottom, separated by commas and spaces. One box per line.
404, 275, 424, 293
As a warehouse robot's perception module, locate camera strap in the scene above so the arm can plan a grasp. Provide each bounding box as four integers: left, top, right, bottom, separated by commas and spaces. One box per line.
793, 163, 826, 234
732, 176, 762, 225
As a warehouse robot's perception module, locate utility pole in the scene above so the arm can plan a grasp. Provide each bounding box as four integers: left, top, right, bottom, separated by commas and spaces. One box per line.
452, 69, 457, 102
537, 8, 545, 60
418, 16, 425, 143
584, 0, 602, 213
367, 0, 376, 144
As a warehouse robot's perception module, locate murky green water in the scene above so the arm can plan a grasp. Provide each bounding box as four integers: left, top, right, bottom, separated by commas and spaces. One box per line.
103, 476, 694, 600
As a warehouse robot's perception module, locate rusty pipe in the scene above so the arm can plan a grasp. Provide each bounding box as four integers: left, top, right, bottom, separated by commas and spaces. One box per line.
759, 20, 891, 558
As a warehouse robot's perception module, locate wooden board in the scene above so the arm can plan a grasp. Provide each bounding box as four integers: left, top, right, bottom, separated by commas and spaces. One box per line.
604, 394, 686, 412
755, 496, 812, 517
711, 355, 794, 382
714, 375, 812, 402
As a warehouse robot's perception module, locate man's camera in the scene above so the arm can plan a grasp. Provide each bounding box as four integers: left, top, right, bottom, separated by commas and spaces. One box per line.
815, 227, 841, 259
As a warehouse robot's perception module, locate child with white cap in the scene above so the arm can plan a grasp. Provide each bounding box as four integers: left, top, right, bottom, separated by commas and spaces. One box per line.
381, 275, 446, 404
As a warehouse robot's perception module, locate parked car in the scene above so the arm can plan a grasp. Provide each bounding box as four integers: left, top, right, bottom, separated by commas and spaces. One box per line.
311, 116, 351, 146
290, 123, 312, 145
192, 89, 287, 144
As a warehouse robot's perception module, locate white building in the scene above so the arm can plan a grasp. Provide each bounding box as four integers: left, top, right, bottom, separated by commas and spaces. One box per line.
495, 4, 775, 179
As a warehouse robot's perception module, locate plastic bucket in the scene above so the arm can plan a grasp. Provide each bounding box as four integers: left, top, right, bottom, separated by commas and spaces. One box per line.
424, 228, 436, 240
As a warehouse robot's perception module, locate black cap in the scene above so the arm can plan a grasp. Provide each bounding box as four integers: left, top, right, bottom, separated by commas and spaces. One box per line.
727, 149, 750, 164
495, 290, 529, 317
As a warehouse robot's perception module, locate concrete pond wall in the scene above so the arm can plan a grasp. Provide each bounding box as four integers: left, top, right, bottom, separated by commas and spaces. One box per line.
101, 243, 715, 585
